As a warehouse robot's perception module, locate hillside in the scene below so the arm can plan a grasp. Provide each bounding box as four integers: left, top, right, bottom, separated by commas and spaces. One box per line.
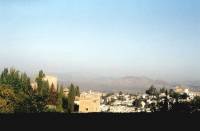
56, 73, 173, 93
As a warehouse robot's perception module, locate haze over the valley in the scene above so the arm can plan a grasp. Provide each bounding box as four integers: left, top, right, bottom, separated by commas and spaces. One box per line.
0, 0, 199, 92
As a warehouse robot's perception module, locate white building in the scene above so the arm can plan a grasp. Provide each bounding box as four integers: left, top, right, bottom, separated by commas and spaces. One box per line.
109, 106, 136, 113
100, 105, 110, 112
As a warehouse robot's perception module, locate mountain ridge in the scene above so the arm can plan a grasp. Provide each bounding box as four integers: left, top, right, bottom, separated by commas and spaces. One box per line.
55, 74, 173, 93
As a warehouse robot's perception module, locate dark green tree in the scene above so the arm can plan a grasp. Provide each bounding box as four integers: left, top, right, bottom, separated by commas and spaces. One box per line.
0, 68, 32, 93
149, 103, 157, 112
146, 85, 158, 96
190, 96, 200, 112
132, 99, 142, 108
169, 89, 175, 96
157, 96, 169, 112
62, 96, 68, 112
160, 87, 166, 94
35, 70, 49, 96
56, 86, 64, 112
180, 93, 188, 100
48, 83, 57, 105
67, 84, 76, 113
0, 68, 9, 84
0, 68, 38, 113
17, 70, 50, 113
75, 86, 80, 97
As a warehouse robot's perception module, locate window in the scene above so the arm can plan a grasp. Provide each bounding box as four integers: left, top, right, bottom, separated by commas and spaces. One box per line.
86, 108, 88, 111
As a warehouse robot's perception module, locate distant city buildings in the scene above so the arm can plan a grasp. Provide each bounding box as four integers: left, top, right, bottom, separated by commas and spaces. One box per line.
174, 85, 200, 100
30, 76, 200, 113
175, 86, 189, 94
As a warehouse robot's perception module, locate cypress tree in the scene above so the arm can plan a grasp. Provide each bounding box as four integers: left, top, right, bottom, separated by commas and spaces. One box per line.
56, 86, 64, 112
76, 86, 80, 97
67, 84, 75, 113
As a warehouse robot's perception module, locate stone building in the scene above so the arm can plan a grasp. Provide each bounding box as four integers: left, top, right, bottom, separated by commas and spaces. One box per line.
79, 91, 101, 113
43, 75, 58, 91
31, 75, 58, 91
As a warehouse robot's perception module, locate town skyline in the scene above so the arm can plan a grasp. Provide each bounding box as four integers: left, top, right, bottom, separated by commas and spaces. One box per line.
1, 1, 200, 128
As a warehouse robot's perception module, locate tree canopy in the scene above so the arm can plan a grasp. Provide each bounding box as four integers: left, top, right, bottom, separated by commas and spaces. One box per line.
0, 85, 18, 113
146, 85, 158, 96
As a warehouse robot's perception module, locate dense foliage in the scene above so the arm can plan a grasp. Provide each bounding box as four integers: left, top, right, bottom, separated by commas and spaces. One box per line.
0, 84, 18, 113
145, 85, 158, 96
0, 68, 80, 113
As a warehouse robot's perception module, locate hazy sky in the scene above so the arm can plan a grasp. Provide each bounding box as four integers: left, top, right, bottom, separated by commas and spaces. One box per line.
0, 0, 199, 81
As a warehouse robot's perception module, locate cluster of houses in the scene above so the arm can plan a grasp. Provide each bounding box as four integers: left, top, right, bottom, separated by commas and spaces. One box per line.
100, 93, 151, 112
100, 86, 200, 113
175, 86, 200, 100
31, 75, 200, 113
101, 93, 136, 112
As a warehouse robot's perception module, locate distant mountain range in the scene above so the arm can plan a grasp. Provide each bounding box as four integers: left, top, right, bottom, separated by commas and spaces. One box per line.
54, 73, 174, 93
44, 72, 200, 93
